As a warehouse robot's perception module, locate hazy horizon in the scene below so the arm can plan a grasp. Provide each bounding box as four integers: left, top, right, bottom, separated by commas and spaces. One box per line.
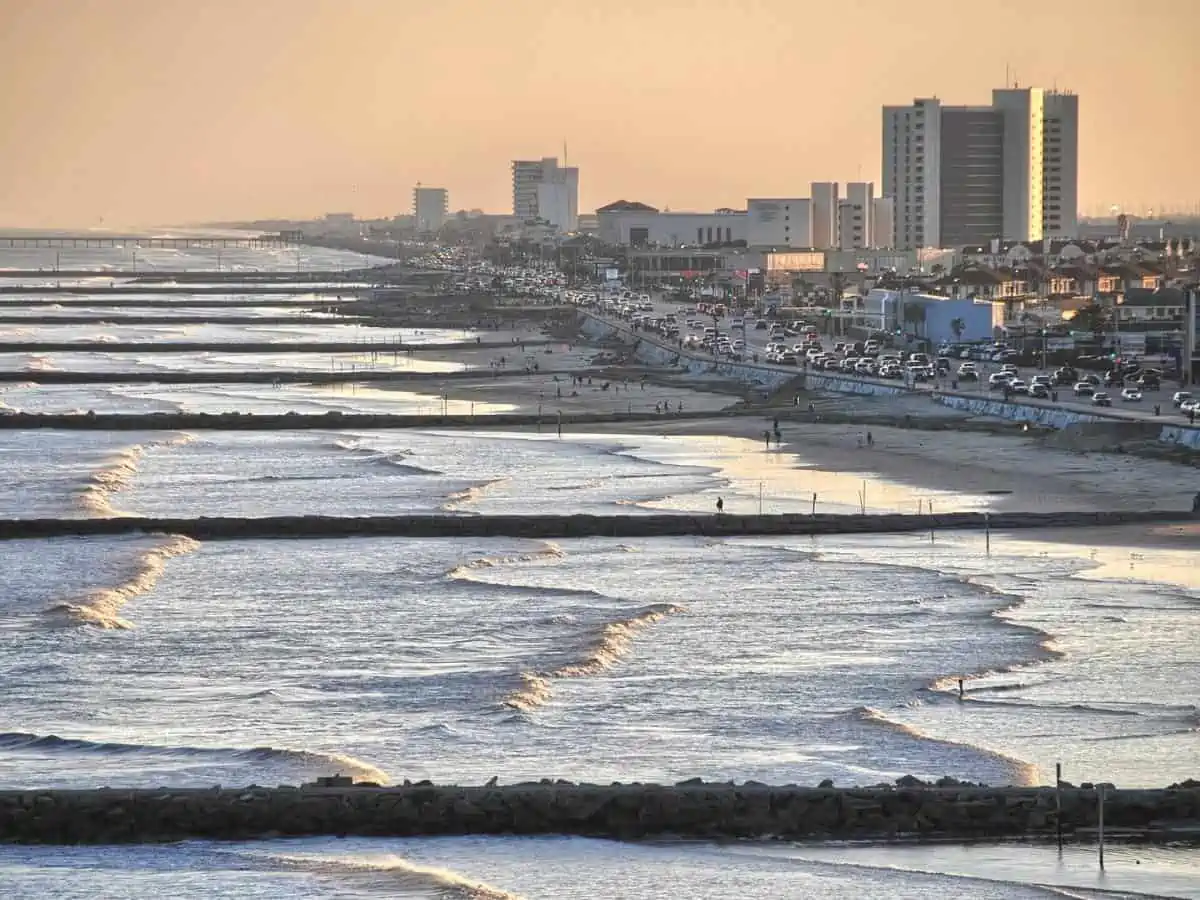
1, 0, 1196, 228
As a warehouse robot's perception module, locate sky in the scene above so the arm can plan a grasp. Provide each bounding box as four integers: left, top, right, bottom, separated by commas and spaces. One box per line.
0, 0, 1196, 228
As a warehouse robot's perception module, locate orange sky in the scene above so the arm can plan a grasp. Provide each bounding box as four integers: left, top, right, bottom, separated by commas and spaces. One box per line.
1, 0, 1196, 227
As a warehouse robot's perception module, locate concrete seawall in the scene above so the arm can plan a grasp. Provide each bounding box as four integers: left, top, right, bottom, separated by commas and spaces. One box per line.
0, 510, 1190, 541
2, 782, 1197, 844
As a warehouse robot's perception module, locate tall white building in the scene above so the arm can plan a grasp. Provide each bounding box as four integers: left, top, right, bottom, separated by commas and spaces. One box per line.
839, 182, 875, 249
412, 186, 448, 233
993, 87, 1044, 242
1042, 91, 1079, 238
882, 87, 1075, 248
810, 182, 840, 249
511, 157, 579, 232
746, 198, 812, 248
871, 197, 895, 249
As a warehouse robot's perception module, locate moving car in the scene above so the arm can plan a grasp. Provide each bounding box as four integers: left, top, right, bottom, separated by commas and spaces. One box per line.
1091, 391, 1112, 407
1073, 382, 1096, 397
1120, 388, 1143, 402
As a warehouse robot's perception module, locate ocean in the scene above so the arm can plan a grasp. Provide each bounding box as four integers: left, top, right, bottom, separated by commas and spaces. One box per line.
0, 241, 1196, 899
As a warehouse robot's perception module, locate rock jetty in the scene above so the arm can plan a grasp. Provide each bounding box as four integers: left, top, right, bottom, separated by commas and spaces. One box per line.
2, 780, 1197, 845
0, 510, 1190, 542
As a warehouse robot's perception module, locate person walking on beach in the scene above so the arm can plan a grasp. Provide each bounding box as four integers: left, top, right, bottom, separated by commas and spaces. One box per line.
866, 431, 874, 447
716, 496, 725, 514
763, 429, 772, 449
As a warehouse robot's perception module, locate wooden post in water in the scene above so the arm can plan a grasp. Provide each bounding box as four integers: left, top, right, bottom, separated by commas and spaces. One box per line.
1055, 762, 1063, 851
811, 492, 817, 515
1098, 784, 1106, 870
985, 512, 991, 554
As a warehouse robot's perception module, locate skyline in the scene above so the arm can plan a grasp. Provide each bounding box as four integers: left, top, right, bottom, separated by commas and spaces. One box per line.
1, 0, 1197, 228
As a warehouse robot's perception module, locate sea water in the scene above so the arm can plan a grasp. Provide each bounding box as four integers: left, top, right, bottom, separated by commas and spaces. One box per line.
1, 241, 1196, 899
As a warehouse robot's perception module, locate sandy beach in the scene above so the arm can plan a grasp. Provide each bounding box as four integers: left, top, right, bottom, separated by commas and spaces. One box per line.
372, 318, 1200, 559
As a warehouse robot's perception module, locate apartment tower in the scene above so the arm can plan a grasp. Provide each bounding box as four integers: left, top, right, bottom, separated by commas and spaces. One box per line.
882, 87, 1077, 248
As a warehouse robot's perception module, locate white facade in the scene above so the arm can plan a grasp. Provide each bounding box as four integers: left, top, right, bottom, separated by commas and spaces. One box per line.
810, 182, 839, 249
993, 87, 1045, 242
839, 182, 874, 249
746, 198, 812, 248
597, 209, 746, 246
883, 88, 1075, 248
882, 98, 941, 251
1043, 91, 1079, 239
412, 187, 448, 233
871, 197, 895, 249
536, 182, 572, 233
511, 157, 579, 230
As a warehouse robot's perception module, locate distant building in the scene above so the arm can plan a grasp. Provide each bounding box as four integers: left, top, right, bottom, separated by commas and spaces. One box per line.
596, 200, 746, 247
839, 182, 875, 250
512, 157, 579, 231
871, 197, 895, 249
746, 198, 812, 248
1042, 92, 1079, 239
882, 87, 1079, 249
811, 182, 840, 249
412, 187, 448, 233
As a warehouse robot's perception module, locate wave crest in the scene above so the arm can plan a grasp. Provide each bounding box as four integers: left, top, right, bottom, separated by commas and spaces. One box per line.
504, 603, 686, 711
77, 433, 195, 517
44, 534, 200, 629
0, 731, 390, 785
447, 541, 566, 581
850, 705, 1038, 786
260, 853, 526, 899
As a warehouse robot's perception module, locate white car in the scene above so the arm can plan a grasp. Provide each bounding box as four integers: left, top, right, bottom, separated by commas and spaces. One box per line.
1120, 388, 1143, 402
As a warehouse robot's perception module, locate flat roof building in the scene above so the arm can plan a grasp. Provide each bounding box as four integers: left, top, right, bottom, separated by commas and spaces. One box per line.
882, 87, 1078, 249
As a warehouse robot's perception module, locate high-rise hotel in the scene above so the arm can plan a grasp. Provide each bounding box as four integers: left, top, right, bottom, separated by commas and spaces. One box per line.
882, 87, 1079, 249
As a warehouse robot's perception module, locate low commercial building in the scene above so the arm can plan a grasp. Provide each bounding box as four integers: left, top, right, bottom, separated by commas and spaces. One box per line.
864, 289, 1003, 343
626, 248, 762, 286
596, 201, 746, 247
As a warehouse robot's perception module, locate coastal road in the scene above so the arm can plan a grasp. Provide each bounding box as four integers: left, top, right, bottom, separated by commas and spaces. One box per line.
592, 294, 1196, 429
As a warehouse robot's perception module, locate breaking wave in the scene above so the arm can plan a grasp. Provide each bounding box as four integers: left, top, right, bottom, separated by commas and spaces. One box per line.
330, 437, 443, 475
23, 354, 59, 372
76, 432, 195, 516
253, 853, 526, 899
504, 603, 686, 711
0, 732, 390, 785
850, 706, 1039, 786
443, 476, 510, 511
446, 541, 566, 581
44, 534, 200, 629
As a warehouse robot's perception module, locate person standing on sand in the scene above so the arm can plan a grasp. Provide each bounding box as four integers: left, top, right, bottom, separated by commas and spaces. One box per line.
763, 430, 772, 449
866, 431, 874, 447
716, 496, 725, 514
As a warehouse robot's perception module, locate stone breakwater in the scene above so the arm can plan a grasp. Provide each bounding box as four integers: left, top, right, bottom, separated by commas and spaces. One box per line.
0, 510, 1190, 542
2, 782, 1198, 845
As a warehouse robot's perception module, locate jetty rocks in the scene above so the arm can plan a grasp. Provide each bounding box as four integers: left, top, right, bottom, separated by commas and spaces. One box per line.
3, 780, 1198, 845
0, 509, 1192, 542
